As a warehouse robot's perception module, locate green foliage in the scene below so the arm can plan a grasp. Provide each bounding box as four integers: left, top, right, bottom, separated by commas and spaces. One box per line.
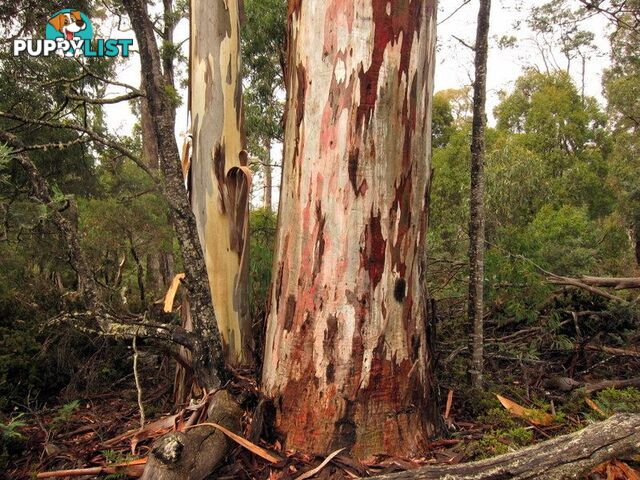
249, 208, 277, 320
603, 17, 640, 265
242, 0, 286, 178
593, 388, 640, 415
465, 426, 534, 460
0, 414, 26, 471
51, 400, 80, 430
430, 69, 636, 360
432, 93, 455, 148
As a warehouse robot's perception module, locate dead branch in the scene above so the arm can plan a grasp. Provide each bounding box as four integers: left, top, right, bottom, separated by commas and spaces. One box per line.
584, 344, 640, 358
547, 276, 629, 303
51, 311, 197, 349
577, 276, 640, 290
584, 377, 640, 394
0, 110, 157, 181
368, 414, 640, 479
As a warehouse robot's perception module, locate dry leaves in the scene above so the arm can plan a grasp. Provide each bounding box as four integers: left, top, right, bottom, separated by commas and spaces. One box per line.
496, 394, 555, 426
590, 460, 640, 480
186, 422, 281, 464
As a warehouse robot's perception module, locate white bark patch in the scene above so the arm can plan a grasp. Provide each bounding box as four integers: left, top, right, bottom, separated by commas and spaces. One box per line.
334, 59, 347, 84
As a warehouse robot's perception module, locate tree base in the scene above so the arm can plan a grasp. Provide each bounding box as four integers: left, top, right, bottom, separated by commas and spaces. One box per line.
140, 390, 241, 480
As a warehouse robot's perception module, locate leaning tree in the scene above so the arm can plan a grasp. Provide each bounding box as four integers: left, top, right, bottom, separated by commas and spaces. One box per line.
261, 0, 440, 458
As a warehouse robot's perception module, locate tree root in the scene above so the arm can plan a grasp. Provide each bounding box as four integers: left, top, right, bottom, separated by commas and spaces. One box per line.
140, 390, 242, 480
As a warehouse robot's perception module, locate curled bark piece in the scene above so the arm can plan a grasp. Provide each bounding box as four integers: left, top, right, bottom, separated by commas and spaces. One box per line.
367, 414, 640, 480
140, 390, 242, 480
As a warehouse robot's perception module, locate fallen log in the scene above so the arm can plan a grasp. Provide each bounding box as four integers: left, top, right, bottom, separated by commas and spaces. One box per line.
367, 414, 640, 480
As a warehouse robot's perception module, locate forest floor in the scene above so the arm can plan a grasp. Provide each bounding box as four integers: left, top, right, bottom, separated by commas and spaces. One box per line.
4, 330, 640, 480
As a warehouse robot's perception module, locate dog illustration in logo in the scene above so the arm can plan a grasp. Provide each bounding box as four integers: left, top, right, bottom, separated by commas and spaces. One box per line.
48, 11, 86, 41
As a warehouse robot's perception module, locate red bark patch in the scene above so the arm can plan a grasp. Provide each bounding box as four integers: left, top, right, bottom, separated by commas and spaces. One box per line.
288, 0, 302, 16
361, 211, 386, 290
313, 202, 326, 279
348, 147, 360, 194
284, 294, 297, 332
389, 168, 413, 277
324, 314, 338, 382
356, 0, 422, 130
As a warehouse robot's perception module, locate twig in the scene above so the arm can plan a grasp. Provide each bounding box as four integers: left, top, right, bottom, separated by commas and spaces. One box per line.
133, 328, 146, 430
452, 34, 475, 51
439, 0, 472, 25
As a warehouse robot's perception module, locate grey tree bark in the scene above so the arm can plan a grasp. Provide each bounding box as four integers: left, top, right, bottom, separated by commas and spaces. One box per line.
122, 0, 227, 389
468, 0, 491, 391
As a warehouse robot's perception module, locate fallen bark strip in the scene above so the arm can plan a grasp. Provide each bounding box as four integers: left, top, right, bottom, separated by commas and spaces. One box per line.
367, 414, 640, 480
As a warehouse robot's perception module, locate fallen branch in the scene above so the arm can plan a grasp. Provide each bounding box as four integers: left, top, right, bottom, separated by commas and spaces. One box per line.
579, 276, 640, 290
37, 459, 146, 478
584, 344, 640, 358
548, 276, 629, 303
584, 377, 640, 394
367, 414, 640, 479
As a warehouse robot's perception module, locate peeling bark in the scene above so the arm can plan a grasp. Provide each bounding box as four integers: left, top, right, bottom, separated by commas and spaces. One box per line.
262, 0, 439, 458
189, 0, 253, 367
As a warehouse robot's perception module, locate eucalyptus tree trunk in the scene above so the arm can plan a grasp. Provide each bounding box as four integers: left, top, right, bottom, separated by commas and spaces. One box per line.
189, 0, 253, 366
262, 0, 439, 458
468, 0, 491, 391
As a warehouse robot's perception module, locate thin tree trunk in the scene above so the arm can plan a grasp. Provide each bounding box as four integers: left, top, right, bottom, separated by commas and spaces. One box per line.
262, 0, 439, 458
634, 224, 640, 266
189, 0, 253, 366
468, 0, 491, 391
264, 137, 273, 211
122, 0, 226, 389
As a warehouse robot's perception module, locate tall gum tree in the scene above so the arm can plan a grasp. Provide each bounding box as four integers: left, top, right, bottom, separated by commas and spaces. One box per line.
189, 0, 253, 366
262, 0, 439, 458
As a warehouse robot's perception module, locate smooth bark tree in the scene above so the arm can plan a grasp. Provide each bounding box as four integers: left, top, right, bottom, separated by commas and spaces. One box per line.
262, 0, 439, 458
122, 0, 227, 390
468, 0, 491, 390
189, 0, 253, 366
